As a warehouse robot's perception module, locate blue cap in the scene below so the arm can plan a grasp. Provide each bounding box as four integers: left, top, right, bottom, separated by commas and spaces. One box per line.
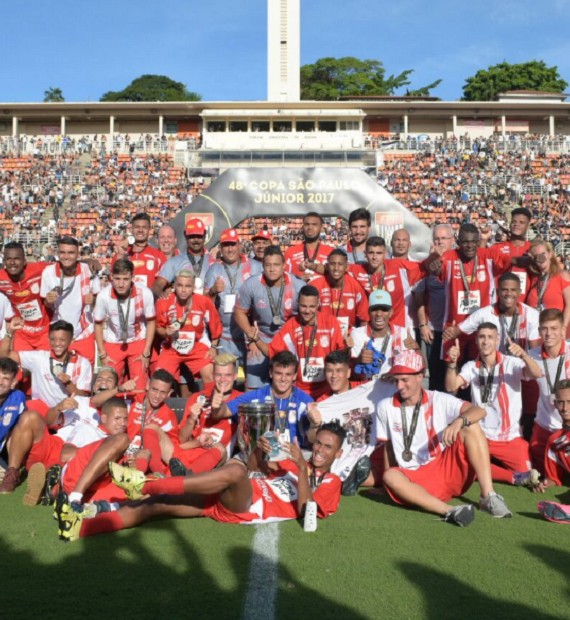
368, 289, 392, 309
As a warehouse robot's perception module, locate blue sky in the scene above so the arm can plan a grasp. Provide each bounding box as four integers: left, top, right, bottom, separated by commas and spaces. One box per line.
1, 0, 569, 103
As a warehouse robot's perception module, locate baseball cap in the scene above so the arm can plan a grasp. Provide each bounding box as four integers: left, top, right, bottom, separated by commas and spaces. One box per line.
252, 230, 272, 242
387, 350, 426, 375
369, 289, 392, 309
219, 228, 239, 244
185, 218, 206, 237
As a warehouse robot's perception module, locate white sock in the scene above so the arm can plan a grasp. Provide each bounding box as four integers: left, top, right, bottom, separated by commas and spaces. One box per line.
69, 492, 83, 504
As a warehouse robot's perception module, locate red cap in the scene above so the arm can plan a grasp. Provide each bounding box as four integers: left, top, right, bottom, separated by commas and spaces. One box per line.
251, 230, 272, 242
219, 228, 239, 244
185, 218, 206, 236
387, 350, 426, 375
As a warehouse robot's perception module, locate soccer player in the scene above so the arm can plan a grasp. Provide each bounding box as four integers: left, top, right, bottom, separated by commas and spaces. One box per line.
445, 322, 542, 487
312, 249, 368, 338
41, 235, 101, 364
0, 357, 27, 474
258, 285, 345, 399
339, 208, 371, 265
284, 212, 333, 281
234, 246, 304, 388
0, 241, 50, 351
155, 269, 220, 387
528, 309, 570, 472
376, 350, 513, 526
113, 212, 167, 289
204, 228, 259, 366
94, 258, 156, 392
153, 218, 216, 296
56, 421, 346, 542
213, 351, 313, 447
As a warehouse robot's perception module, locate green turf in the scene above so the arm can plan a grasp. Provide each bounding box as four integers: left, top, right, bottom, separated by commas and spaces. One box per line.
1, 483, 569, 620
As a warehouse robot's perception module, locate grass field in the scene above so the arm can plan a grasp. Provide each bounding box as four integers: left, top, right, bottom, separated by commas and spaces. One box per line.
2, 482, 569, 620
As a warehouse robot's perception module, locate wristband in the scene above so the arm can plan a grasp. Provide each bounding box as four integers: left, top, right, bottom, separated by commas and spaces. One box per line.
460, 415, 471, 428
419, 323, 428, 328
142, 352, 151, 359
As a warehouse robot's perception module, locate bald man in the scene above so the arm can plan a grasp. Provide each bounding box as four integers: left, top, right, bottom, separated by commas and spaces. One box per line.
390, 229, 411, 259
157, 225, 179, 260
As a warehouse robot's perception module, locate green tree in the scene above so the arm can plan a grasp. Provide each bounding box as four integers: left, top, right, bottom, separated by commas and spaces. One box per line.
43, 87, 65, 102
300, 57, 441, 100
100, 74, 201, 102
462, 60, 568, 101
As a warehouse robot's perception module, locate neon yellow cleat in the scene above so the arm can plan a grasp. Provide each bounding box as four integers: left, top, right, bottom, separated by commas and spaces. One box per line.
108, 462, 147, 500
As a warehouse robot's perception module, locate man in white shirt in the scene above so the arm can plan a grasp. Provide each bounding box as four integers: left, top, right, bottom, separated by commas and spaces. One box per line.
376, 350, 513, 526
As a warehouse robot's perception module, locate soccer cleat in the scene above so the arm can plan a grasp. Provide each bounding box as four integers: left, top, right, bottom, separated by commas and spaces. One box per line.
108, 461, 147, 500
0, 466, 21, 494
41, 464, 63, 506
537, 501, 570, 524
23, 462, 47, 506
55, 496, 84, 542
82, 500, 113, 519
479, 492, 512, 518
168, 457, 188, 477
513, 469, 541, 489
341, 456, 372, 496
442, 504, 475, 527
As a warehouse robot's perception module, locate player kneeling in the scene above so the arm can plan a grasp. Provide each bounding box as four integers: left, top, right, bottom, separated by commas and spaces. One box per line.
55, 422, 346, 542
376, 351, 513, 526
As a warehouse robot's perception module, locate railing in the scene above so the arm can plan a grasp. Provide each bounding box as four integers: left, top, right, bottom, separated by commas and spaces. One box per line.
380, 136, 570, 154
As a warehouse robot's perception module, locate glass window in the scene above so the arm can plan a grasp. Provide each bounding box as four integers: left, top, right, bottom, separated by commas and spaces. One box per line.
251, 121, 270, 132
339, 121, 359, 130
273, 120, 292, 132
207, 121, 226, 132
296, 120, 315, 132
229, 121, 248, 132
318, 121, 337, 132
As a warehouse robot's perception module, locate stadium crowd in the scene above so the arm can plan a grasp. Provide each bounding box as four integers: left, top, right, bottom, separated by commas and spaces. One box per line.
0, 202, 568, 543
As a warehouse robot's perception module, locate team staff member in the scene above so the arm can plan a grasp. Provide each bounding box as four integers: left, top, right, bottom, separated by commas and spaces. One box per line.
234, 246, 304, 388
94, 258, 156, 392
390, 229, 412, 259
155, 269, 220, 386
0, 241, 50, 351
250, 230, 273, 266
113, 213, 167, 289
153, 218, 216, 296
284, 212, 333, 281
376, 350, 513, 526
339, 208, 371, 265
41, 236, 101, 364
156, 225, 179, 260
257, 286, 345, 399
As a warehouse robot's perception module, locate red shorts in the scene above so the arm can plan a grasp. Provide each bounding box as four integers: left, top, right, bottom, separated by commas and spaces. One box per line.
171, 444, 223, 469
26, 400, 50, 419
202, 493, 257, 524
13, 329, 50, 352
488, 437, 530, 472
62, 439, 104, 494
105, 340, 147, 391
155, 343, 212, 381
530, 423, 552, 474
70, 334, 95, 366
25, 427, 64, 471
387, 440, 475, 505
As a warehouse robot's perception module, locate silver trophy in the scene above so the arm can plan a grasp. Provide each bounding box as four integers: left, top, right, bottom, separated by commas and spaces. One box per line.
237, 402, 276, 457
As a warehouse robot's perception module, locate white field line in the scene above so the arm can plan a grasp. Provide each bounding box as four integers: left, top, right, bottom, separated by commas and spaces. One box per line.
242, 523, 280, 620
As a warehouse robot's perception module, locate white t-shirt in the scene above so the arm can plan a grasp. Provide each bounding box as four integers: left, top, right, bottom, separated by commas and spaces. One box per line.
57, 397, 106, 446
19, 350, 93, 407
375, 390, 465, 470
0, 291, 14, 338
459, 353, 527, 441
93, 283, 155, 344
350, 325, 410, 376
40, 263, 101, 339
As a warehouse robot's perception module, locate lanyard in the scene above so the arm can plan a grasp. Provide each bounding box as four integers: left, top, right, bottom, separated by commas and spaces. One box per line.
50, 353, 70, 378
536, 275, 549, 311
308, 465, 327, 491
369, 326, 391, 356
172, 296, 193, 330
222, 261, 240, 294
368, 266, 385, 292
303, 242, 321, 264
187, 251, 205, 278
302, 320, 319, 377
266, 280, 286, 325
543, 355, 564, 394
458, 256, 478, 293
331, 279, 345, 317
478, 362, 496, 404
117, 289, 132, 342
499, 311, 519, 348
58, 265, 77, 298
400, 395, 423, 462
139, 398, 158, 449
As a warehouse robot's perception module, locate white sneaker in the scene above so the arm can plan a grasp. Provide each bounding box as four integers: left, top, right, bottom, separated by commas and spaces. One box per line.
479, 492, 512, 518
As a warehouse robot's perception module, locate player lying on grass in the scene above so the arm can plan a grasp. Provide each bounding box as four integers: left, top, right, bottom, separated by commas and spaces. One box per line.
376, 350, 513, 527
55, 421, 346, 542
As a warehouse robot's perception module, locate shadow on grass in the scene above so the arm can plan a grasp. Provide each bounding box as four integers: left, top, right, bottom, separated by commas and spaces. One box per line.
397, 561, 561, 620
524, 544, 570, 599
2, 520, 367, 620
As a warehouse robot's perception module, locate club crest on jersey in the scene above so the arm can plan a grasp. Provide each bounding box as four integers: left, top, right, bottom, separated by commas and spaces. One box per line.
477, 270, 486, 282
320, 335, 329, 347
347, 298, 355, 310
192, 315, 200, 326
146, 260, 154, 270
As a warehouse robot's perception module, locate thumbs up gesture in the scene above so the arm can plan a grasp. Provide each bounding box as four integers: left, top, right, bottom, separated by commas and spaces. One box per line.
404, 328, 420, 351
506, 335, 524, 358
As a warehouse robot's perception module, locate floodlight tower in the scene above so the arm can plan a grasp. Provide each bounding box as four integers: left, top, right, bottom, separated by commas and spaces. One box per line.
267, 0, 301, 102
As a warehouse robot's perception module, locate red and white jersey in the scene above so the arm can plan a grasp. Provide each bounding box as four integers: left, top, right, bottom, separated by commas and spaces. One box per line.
269, 313, 345, 397
526, 273, 570, 312
375, 389, 466, 470
544, 428, 570, 485
0, 263, 49, 335
93, 283, 155, 344
40, 262, 101, 340
312, 274, 369, 336
349, 259, 426, 328
284, 242, 333, 280
0, 291, 14, 337
439, 248, 511, 325
350, 324, 411, 376
458, 353, 527, 441
458, 302, 540, 352
156, 292, 222, 356
112, 245, 166, 288
180, 387, 242, 448
529, 342, 570, 432
238, 459, 341, 523
490, 241, 532, 298
19, 350, 92, 407
127, 395, 179, 444
56, 396, 107, 447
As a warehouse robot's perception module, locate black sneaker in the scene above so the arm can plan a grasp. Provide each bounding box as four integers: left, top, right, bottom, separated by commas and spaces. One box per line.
41, 464, 63, 506
341, 456, 372, 496
169, 457, 188, 477
443, 504, 475, 527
